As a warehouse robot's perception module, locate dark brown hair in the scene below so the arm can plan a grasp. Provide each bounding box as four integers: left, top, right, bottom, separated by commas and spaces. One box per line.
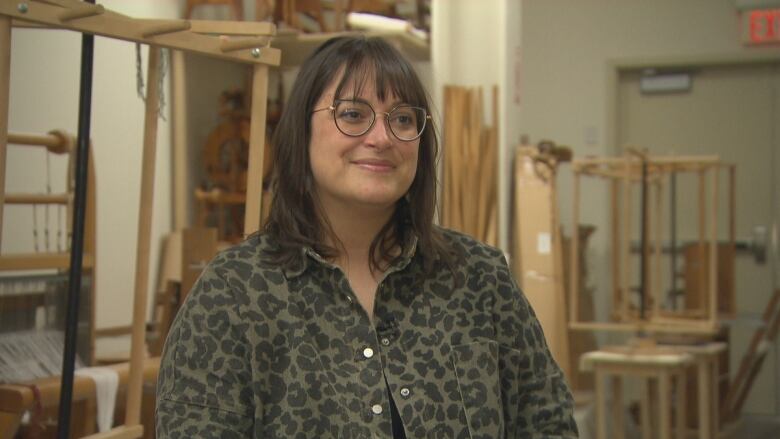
263, 35, 453, 274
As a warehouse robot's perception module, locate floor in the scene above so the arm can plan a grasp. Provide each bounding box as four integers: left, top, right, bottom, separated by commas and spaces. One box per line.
574, 404, 780, 439
721, 414, 780, 439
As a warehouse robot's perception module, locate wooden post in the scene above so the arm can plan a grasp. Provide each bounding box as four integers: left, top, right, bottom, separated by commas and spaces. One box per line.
570, 170, 581, 324
653, 179, 663, 318
659, 370, 671, 439
0, 16, 10, 250
611, 178, 621, 319
697, 169, 707, 316
244, 63, 269, 236
697, 359, 711, 439
171, 50, 189, 230
125, 45, 161, 428
613, 375, 625, 439
709, 167, 718, 326
595, 367, 606, 439
640, 379, 652, 439
621, 158, 632, 321
711, 354, 719, 436
676, 370, 686, 439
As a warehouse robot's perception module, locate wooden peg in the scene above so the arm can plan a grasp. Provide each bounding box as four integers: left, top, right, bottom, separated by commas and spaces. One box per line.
59, 3, 105, 22
220, 36, 269, 52
142, 20, 191, 38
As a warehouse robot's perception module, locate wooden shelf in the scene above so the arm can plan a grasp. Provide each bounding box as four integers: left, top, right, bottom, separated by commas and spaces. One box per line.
271, 29, 429, 68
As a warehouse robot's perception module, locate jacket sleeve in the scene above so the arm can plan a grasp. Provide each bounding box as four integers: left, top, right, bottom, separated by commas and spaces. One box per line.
155, 262, 254, 438
492, 253, 579, 439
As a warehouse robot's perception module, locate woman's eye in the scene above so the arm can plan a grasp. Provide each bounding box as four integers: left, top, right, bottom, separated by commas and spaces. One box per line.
391, 112, 415, 126
339, 109, 367, 122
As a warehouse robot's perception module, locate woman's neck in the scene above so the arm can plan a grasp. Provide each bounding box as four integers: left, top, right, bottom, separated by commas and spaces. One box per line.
322, 202, 393, 265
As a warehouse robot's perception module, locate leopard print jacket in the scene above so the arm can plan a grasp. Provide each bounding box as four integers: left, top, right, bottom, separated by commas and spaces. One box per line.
156, 228, 578, 438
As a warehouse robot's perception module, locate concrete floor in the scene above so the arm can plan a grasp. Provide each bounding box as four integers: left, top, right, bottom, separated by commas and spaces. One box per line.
721, 414, 780, 439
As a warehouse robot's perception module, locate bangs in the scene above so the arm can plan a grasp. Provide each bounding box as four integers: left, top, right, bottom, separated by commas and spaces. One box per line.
331, 39, 424, 106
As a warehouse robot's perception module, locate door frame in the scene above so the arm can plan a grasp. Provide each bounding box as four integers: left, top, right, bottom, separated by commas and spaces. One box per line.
606, 52, 780, 417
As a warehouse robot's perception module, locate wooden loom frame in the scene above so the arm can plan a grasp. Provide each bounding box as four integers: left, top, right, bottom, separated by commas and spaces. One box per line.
568, 154, 736, 335
0, 130, 98, 368
0, 1, 280, 438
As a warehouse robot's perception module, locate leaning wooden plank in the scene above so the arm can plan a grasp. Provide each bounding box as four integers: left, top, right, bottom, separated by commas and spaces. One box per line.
0, 0, 280, 66
243, 64, 270, 236
125, 46, 160, 427
722, 289, 780, 418
730, 310, 779, 418
171, 50, 188, 230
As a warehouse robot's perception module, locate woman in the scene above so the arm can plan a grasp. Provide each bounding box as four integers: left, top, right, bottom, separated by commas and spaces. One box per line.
156, 36, 577, 438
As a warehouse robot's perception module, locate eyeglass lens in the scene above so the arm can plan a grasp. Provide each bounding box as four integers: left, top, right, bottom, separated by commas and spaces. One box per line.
333, 100, 426, 140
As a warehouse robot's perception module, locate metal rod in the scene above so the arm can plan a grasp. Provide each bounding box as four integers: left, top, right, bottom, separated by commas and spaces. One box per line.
57, 1, 95, 436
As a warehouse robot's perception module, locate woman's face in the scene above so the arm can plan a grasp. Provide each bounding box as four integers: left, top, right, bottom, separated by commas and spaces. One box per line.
309, 74, 420, 216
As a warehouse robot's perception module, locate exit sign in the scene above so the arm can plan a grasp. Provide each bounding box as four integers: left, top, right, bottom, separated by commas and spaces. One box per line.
745, 9, 780, 44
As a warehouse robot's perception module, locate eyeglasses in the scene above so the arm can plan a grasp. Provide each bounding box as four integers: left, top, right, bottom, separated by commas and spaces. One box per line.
312, 99, 430, 141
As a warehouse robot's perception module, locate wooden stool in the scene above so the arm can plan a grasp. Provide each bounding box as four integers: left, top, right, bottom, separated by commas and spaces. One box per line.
667, 342, 726, 439
581, 347, 694, 439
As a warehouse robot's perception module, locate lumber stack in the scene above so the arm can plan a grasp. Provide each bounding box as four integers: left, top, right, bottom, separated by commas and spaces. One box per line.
441, 85, 498, 246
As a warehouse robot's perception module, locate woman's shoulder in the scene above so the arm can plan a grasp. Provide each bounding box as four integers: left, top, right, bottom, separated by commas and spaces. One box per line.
206, 232, 286, 284
434, 226, 505, 263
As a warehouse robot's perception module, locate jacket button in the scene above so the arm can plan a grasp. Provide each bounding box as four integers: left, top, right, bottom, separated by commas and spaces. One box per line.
380, 338, 390, 346
363, 347, 374, 359
371, 404, 383, 415
400, 387, 411, 398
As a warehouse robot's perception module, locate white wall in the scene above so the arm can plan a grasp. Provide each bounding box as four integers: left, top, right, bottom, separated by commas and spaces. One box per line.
432, 0, 521, 253
5, 0, 178, 355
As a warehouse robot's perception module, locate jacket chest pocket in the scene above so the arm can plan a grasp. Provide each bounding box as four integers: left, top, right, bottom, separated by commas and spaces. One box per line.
449, 340, 504, 439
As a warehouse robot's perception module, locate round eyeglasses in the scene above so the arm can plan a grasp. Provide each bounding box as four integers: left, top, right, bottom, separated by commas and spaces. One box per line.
313, 99, 430, 141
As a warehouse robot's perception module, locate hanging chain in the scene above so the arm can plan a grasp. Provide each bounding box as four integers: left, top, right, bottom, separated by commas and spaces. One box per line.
135, 44, 169, 120
136, 42, 145, 100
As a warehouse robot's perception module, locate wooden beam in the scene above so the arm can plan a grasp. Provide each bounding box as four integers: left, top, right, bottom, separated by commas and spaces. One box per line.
4, 192, 70, 204
243, 64, 269, 236
220, 35, 270, 52
125, 46, 160, 426
7, 131, 74, 152
141, 19, 190, 38
0, 252, 94, 270
0, 0, 280, 66
187, 19, 275, 36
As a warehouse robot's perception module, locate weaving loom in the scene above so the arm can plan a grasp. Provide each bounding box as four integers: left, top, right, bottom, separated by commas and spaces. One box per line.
0, 1, 280, 437
0, 129, 96, 379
